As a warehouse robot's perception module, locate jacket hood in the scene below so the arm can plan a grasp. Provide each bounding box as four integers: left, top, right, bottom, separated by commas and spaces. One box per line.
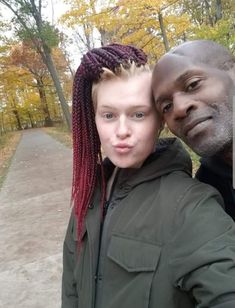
103, 137, 192, 189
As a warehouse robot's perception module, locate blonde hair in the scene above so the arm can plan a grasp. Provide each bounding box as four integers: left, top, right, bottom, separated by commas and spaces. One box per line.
92, 61, 151, 109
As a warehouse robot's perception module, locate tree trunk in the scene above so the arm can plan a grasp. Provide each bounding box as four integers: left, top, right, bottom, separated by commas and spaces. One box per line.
204, 0, 214, 26
36, 77, 53, 127
51, 99, 63, 121
12, 109, 22, 130
27, 111, 34, 128
0, 112, 5, 135
41, 46, 72, 130
99, 28, 113, 46
83, 23, 93, 51
10, 120, 14, 132
215, 0, 222, 22
158, 11, 170, 52
11, 97, 23, 130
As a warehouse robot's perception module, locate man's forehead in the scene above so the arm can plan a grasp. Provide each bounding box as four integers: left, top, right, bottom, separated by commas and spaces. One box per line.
157, 54, 192, 70
153, 54, 195, 83
170, 40, 235, 71
171, 41, 206, 59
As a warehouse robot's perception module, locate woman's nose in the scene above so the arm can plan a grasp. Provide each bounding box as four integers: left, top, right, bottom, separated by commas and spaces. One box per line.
116, 117, 131, 139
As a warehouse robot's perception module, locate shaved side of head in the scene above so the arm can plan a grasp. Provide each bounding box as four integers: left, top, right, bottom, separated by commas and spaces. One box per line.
169, 40, 235, 71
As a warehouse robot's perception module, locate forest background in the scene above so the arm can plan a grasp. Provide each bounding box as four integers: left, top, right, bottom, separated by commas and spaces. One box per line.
0, 0, 234, 177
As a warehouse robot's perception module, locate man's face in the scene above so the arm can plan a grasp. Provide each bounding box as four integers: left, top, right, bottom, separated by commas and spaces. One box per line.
152, 54, 234, 157
95, 73, 161, 168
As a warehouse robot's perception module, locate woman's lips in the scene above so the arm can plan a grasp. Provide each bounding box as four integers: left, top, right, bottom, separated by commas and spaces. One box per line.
114, 144, 133, 153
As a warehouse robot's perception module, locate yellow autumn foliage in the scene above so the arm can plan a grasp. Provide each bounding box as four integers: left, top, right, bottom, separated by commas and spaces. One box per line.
61, 0, 191, 61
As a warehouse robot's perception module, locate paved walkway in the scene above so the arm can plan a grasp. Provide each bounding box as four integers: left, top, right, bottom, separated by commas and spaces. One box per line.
0, 129, 72, 308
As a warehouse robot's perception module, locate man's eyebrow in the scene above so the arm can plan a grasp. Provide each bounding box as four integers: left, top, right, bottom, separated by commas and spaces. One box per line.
154, 68, 204, 105
175, 69, 203, 84
154, 95, 168, 105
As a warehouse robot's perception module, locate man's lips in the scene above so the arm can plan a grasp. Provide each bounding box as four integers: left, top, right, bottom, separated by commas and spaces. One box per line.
183, 116, 212, 137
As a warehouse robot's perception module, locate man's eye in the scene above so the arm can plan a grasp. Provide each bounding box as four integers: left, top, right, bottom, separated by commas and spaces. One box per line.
186, 79, 200, 92
162, 102, 172, 114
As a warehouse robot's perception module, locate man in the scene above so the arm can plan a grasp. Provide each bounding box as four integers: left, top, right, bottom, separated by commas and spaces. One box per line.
152, 39, 235, 219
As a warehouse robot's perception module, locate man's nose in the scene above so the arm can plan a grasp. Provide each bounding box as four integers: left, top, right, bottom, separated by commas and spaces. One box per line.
116, 117, 131, 139
173, 93, 196, 119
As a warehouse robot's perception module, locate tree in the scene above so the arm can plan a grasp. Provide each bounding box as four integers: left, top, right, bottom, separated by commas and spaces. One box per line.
10, 42, 53, 126
0, 66, 28, 130
60, 0, 115, 52
178, 0, 235, 50
61, 0, 191, 61
0, 44, 49, 130
0, 0, 72, 129
95, 0, 191, 60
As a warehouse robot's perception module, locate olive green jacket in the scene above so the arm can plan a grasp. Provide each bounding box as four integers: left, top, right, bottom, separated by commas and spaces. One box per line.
62, 138, 235, 308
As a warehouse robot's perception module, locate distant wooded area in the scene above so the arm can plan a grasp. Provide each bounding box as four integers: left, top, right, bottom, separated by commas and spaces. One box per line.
0, 0, 234, 133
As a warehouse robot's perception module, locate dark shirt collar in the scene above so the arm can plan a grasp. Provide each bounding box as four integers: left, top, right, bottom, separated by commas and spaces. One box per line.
200, 156, 232, 180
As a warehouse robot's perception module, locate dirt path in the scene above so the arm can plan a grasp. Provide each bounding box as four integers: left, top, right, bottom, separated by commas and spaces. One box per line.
0, 128, 72, 308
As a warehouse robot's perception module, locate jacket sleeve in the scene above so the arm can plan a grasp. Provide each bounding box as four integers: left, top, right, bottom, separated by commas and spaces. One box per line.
169, 182, 235, 307
61, 211, 78, 308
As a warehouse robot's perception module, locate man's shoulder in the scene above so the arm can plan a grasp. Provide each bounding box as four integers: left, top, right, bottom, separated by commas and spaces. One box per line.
195, 156, 235, 220
196, 156, 232, 179
195, 156, 233, 198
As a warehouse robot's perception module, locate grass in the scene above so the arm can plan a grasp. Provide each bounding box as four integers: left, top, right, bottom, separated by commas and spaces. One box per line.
43, 126, 72, 148
184, 144, 200, 175
161, 128, 200, 175
0, 131, 22, 189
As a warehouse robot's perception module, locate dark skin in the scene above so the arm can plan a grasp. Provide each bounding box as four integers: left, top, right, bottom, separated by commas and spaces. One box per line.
152, 41, 234, 165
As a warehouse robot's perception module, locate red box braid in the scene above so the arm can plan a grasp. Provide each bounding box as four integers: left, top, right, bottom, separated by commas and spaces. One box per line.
72, 43, 147, 245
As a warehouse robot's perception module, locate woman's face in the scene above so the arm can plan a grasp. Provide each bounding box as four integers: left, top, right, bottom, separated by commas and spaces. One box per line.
95, 72, 162, 168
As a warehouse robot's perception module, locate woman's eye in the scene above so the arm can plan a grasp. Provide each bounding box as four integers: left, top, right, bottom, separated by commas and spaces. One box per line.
103, 113, 114, 119
186, 79, 200, 92
134, 112, 145, 119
